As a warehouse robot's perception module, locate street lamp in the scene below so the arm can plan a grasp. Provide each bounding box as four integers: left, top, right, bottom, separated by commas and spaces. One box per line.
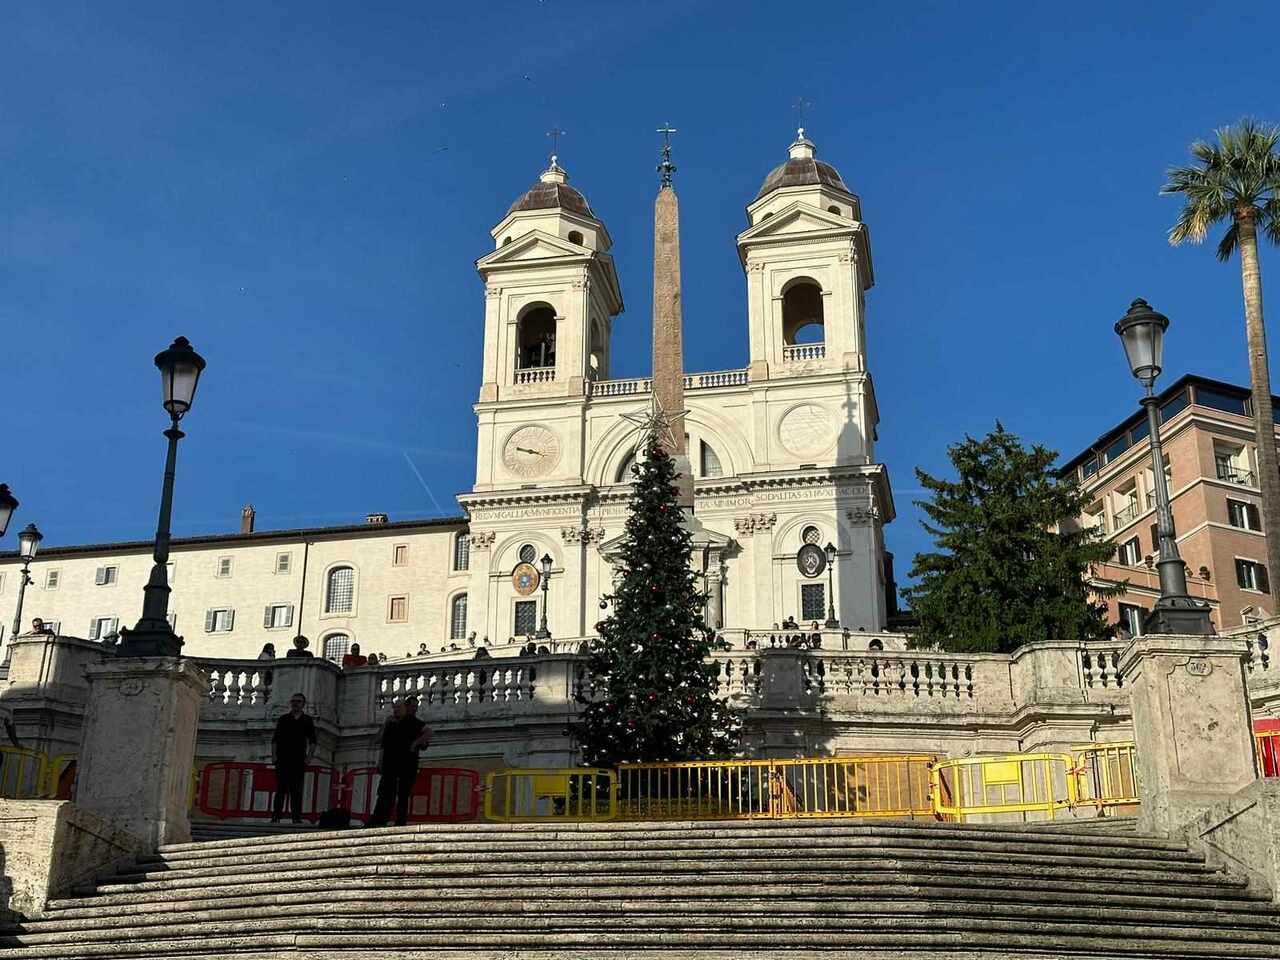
0, 485, 17, 539
823, 542, 839, 628
117, 337, 206, 658
536, 553, 553, 640
9, 522, 43, 643
1115, 299, 1213, 635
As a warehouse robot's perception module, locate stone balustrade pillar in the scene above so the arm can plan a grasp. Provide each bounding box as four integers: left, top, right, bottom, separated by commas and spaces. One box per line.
1119, 634, 1258, 836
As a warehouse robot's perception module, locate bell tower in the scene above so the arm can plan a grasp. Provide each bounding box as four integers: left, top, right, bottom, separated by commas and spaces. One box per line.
737, 129, 874, 385
475, 158, 623, 405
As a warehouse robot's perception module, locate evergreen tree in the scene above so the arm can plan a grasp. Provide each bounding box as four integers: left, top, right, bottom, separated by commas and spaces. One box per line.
903, 423, 1120, 653
576, 433, 740, 766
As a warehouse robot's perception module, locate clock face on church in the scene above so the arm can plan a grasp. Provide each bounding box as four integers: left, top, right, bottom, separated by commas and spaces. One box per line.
502, 425, 562, 479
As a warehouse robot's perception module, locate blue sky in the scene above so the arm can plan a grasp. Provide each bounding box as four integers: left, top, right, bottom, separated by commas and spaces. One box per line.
3, 1, 1278, 592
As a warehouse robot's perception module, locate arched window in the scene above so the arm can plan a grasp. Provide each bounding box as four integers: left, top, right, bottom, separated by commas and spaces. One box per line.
782, 279, 825, 346
453, 534, 470, 572
589, 319, 607, 379
325, 566, 355, 614
449, 594, 468, 640
323, 633, 351, 661
567, 230, 584, 245
801, 525, 822, 545
700, 441, 724, 479
516, 305, 556, 370
827, 205, 841, 216
616, 448, 638, 483
518, 543, 537, 565
502, 236, 513, 246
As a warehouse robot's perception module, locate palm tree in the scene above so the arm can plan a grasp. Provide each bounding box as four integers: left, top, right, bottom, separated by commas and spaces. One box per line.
1163, 119, 1280, 605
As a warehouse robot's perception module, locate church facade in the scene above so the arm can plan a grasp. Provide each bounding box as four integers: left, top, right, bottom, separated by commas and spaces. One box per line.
0, 131, 896, 659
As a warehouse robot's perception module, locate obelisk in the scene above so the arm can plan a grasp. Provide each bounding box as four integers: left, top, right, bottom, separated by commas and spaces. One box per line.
652, 125, 694, 512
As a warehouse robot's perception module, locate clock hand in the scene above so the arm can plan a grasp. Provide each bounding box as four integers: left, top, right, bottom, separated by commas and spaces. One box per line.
515, 446, 545, 456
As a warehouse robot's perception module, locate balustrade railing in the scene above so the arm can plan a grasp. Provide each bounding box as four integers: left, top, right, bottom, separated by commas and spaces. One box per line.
514, 367, 555, 385
204, 660, 273, 706
377, 661, 538, 706
1079, 645, 1125, 690
816, 653, 977, 699
782, 343, 825, 363
589, 369, 747, 398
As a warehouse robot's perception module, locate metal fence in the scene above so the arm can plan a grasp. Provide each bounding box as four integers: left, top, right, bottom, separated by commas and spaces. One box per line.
485, 768, 615, 822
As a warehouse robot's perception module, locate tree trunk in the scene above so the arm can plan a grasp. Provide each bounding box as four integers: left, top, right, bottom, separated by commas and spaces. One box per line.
1237, 215, 1280, 617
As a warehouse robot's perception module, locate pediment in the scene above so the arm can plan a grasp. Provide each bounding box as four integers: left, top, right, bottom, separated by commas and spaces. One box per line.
737, 202, 855, 244
599, 516, 735, 558
476, 230, 587, 269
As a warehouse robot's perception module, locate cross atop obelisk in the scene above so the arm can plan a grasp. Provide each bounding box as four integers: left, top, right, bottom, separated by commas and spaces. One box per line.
651, 123, 693, 511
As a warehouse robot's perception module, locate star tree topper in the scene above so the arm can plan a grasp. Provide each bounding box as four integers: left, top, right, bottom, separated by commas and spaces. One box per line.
620, 392, 686, 454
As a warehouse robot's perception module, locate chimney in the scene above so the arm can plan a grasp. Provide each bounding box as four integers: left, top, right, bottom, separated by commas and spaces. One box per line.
240, 504, 256, 534
365, 513, 389, 525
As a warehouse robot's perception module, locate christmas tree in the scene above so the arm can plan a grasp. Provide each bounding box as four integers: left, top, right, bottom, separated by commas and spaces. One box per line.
575, 432, 740, 766
904, 423, 1121, 653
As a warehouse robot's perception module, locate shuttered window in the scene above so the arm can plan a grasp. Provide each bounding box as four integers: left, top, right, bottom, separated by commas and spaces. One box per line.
88, 617, 118, 641
94, 566, 118, 586
263, 604, 294, 629
205, 608, 235, 633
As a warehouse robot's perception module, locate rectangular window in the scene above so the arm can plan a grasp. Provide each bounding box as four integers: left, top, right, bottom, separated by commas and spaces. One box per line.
1159, 389, 1189, 421
1102, 434, 1129, 465
1228, 499, 1262, 531
216, 557, 233, 578
1118, 603, 1144, 637
1085, 504, 1106, 535
94, 566, 118, 586
453, 535, 470, 572
42, 620, 60, 635
205, 608, 235, 633
1081, 457, 1099, 480
1195, 386, 1248, 416
1117, 537, 1142, 566
166, 561, 176, 585
513, 599, 538, 637
1215, 446, 1252, 485
800, 583, 826, 623
389, 596, 408, 622
45, 570, 60, 590
275, 553, 291, 575
393, 544, 409, 567
1237, 559, 1271, 594
88, 616, 118, 641
262, 604, 294, 629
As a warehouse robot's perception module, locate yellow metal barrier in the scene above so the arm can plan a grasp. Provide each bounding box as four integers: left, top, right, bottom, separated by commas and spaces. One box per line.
0, 747, 49, 799
616, 756, 936, 820
931, 753, 1076, 823
1073, 742, 1140, 810
485, 768, 615, 822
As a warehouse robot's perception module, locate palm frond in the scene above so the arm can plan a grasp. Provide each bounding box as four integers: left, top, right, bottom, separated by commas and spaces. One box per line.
1216, 221, 1241, 261
1263, 197, 1280, 247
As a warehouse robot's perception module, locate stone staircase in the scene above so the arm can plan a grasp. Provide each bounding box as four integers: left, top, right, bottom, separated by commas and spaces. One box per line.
2, 817, 1280, 959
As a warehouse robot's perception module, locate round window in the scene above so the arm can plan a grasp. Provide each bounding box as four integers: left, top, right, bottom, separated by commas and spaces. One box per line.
519, 544, 537, 564
802, 525, 821, 545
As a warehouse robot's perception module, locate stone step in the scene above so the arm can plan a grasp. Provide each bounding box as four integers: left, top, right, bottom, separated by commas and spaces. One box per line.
89, 855, 1240, 899
118, 841, 1212, 885
44, 874, 1268, 918
145, 828, 1198, 869
2, 921, 1279, 959
19, 894, 1280, 937
156, 817, 1184, 855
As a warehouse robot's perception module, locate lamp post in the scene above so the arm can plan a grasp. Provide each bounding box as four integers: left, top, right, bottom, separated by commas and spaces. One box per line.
0, 485, 17, 539
9, 523, 42, 642
536, 553, 553, 640
1115, 299, 1213, 636
823, 542, 839, 628
117, 337, 207, 658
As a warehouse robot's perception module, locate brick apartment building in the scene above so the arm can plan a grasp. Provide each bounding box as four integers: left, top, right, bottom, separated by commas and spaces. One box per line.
1063, 374, 1280, 633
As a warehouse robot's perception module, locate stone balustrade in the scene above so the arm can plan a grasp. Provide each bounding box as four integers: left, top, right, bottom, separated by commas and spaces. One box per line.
588, 369, 748, 398
782, 343, 825, 362
5, 617, 1280, 774
514, 367, 555, 384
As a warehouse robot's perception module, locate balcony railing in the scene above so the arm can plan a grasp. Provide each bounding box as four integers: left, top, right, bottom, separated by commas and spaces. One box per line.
782, 343, 825, 363
1112, 502, 1140, 527
514, 367, 555, 385
1217, 466, 1256, 486
588, 369, 748, 398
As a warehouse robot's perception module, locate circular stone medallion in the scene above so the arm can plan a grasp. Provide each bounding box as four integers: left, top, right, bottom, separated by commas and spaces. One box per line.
502, 425, 562, 479
779, 404, 835, 457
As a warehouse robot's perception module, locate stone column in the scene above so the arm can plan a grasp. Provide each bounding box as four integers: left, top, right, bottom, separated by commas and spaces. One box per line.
76, 657, 205, 850
705, 548, 724, 630
1119, 634, 1257, 836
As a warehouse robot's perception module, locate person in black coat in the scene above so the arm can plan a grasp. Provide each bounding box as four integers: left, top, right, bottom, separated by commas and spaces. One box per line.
367, 696, 431, 827
271, 693, 317, 823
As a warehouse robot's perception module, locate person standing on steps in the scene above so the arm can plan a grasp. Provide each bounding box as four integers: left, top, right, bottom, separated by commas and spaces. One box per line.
271, 692, 317, 823
367, 695, 431, 827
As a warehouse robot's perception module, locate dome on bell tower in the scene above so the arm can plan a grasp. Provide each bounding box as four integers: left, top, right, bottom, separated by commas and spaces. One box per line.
754, 129, 853, 201
507, 158, 597, 219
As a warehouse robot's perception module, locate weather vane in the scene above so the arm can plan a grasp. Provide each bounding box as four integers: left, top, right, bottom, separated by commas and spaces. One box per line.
620, 392, 685, 454
546, 126, 566, 160
656, 123, 678, 187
